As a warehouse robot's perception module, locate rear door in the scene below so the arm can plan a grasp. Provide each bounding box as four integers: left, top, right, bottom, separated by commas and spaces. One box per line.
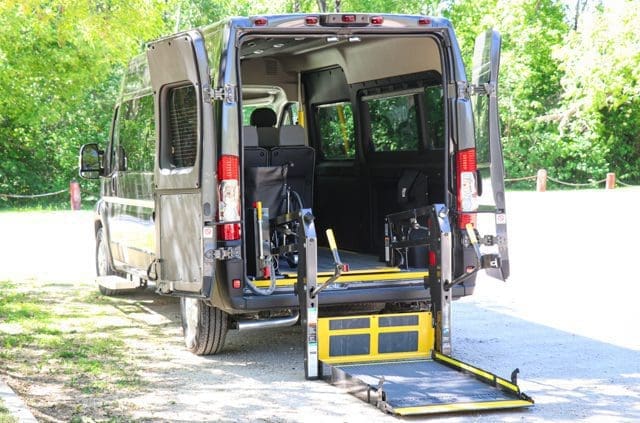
147, 31, 212, 294
471, 29, 510, 280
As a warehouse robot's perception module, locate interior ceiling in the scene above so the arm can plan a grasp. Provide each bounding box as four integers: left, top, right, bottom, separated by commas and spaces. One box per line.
240, 36, 350, 60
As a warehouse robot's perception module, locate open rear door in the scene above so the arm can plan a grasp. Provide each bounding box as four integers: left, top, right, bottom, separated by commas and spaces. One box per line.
147, 31, 212, 295
471, 29, 510, 280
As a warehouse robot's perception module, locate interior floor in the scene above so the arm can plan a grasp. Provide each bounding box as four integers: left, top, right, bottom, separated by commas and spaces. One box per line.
277, 247, 427, 274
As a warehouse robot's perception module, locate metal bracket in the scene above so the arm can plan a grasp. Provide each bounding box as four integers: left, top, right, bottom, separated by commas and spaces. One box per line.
213, 246, 241, 260
208, 83, 237, 104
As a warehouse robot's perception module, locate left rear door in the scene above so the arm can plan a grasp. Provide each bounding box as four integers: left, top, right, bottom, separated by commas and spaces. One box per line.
147, 31, 213, 295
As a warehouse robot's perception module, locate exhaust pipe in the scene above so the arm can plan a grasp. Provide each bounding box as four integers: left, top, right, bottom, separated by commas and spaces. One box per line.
236, 311, 300, 331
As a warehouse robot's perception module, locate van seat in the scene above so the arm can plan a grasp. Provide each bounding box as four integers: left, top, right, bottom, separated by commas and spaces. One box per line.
250, 108, 279, 147
271, 125, 315, 208
243, 126, 269, 167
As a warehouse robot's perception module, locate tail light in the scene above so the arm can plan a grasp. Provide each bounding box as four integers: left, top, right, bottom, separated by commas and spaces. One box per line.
218, 154, 241, 240
457, 148, 478, 228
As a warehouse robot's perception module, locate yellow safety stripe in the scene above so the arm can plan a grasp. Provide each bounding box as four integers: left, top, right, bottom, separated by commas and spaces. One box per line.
394, 399, 534, 416
434, 352, 520, 393
252, 271, 428, 288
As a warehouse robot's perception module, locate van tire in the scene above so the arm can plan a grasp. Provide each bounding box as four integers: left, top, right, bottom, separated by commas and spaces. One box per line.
96, 227, 120, 296
180, 297, 228, 355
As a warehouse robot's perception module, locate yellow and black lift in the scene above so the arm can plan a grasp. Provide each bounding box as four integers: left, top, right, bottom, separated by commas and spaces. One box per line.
291, 204, 534, 416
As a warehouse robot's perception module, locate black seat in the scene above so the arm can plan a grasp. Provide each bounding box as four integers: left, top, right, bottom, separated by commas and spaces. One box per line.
243, 126, 269, 167
270, 125, 315, 208
250, 108, 279, 147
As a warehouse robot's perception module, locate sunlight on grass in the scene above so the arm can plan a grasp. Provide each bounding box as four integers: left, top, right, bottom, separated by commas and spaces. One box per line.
0, 279, 144, 396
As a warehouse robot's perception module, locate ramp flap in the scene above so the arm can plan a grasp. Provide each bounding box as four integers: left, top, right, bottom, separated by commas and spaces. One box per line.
329, 355, 533, 415
318, 312, 533, 415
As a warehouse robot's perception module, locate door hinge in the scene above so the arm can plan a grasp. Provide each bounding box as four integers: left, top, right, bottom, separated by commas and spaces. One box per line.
449, 81, 497, 99
207, 84, 237, 104
212, 246, 241, 260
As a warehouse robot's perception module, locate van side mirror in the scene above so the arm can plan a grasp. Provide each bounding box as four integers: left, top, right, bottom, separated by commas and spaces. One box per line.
79, 143, 104, 179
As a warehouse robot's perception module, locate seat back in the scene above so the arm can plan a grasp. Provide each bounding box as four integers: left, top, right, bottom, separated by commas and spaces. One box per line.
243, 126, 269, 167
271, 125, 315, 208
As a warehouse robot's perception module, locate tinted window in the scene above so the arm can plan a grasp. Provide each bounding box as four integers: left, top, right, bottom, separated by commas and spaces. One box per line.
113, 95, 155, 172
364, 87, 445, 153
366, 93, 419, 152
165, 85, 197, 169
316, 102, 355, 160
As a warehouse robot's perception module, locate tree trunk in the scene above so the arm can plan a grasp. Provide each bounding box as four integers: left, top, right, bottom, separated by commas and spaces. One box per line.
335, 0, 341, 12
317, 0, 327, 12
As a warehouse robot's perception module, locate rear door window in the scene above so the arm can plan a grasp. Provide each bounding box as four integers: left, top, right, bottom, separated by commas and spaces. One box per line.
316, 101, 355, 160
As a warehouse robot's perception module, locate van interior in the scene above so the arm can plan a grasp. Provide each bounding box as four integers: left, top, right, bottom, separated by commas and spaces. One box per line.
238, 35, 447, 279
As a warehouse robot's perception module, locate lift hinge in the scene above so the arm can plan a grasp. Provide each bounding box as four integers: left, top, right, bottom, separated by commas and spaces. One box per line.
449, 81, 497, 99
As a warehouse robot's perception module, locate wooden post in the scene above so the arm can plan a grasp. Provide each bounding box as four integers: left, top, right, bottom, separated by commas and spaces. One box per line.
606, 173, 616, 190
536, 169, 547, 192
70, 180, 81, 210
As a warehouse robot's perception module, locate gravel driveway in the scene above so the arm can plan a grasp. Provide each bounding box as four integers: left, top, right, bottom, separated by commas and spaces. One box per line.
1, 188, 639, 422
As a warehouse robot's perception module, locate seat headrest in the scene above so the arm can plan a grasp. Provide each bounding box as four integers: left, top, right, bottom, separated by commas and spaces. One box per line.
243, 126, 259, 147
279, 125, 306, 146
250, 108, 277, 127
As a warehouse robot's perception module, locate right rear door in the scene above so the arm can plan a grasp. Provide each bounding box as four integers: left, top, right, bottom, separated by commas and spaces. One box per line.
471, 29, 510, 280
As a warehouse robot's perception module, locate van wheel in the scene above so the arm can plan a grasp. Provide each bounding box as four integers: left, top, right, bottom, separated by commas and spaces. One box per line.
180, 297, 228, 355
96, 228, 121, 296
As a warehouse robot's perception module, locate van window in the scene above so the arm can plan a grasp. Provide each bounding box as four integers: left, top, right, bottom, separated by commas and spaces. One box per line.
366, 93, 419, 152
316, 102, 355, 160
165, 85, 198, 169
113, 95, 155, 173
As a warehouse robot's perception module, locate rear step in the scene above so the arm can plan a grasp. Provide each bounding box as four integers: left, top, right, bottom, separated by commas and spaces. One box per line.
96, 275, 139, 290
318, 312, 534, 416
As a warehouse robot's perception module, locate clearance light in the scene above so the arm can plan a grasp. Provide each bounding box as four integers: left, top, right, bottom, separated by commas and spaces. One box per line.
232, 279, 242, 289
418, 17, 431, 25
370, 16, 384, 25
253, 17, 268, 26
305, 16, 319, 25
342, 14, 356, 23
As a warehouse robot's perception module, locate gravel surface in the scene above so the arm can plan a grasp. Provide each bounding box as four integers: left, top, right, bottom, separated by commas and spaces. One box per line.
1, 188, 639, 422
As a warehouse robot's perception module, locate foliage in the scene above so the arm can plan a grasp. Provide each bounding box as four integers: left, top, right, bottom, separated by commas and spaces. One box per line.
0, 0, 638, 205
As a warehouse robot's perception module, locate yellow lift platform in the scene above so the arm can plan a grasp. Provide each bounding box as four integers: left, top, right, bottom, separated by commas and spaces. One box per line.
288, 204, 533, 416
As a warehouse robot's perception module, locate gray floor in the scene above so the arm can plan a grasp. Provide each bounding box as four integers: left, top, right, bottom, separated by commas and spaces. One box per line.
335, 360, 519, 409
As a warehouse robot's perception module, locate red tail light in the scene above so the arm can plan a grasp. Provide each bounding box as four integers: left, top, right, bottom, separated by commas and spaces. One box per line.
456, 148, 478, 228
305, 16, 319, 25
370, 16, 384, 25
218, 155, 241, 241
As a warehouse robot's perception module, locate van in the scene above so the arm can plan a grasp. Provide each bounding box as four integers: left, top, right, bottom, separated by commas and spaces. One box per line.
79, 14, 509, 359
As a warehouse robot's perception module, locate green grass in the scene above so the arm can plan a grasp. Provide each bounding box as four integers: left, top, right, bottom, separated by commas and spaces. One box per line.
0, 398, 18, 423
0, 280, 144, 398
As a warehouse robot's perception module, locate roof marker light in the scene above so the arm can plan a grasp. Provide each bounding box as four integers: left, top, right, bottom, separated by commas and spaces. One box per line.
418, 17, 431, 25
370, 16, 384, 25
342, 14, 356, 23
305, 16, 319, 25
253, 17, 268, 26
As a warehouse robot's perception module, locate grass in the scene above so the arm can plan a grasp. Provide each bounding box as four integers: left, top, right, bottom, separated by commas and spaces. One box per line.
0, 279, 147, 420
0, 398, 18, 423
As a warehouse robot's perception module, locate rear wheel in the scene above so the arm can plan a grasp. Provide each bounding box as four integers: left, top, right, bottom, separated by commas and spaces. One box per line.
180, 297, 229, 355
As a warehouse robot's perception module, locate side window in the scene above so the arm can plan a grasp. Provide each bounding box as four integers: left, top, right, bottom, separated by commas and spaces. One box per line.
316, 101, 355, 160
366, 93, 419, 152
163, 85, 198, 169
424, 86, 445, 150
114, 95, 155, 173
